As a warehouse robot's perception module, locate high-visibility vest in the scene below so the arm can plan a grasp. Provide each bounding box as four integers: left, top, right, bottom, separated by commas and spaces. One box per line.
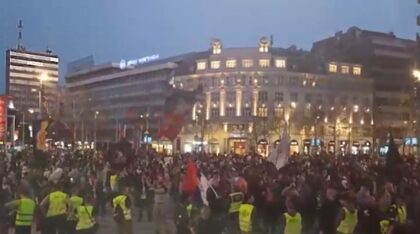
110, 175, 118, 191
68, 196, 84, 221
336, 207, 358, 234
229, 192, 244, 213
380, 220, 390, 234
397, 206, 407, 224
186, 204, 192, 217
238, 204, 254, 233
113, 195, 131, 220
15, 198, 35, 226
284, 212, 302, 234
76, 205, 95, 230
46, 191, 68, 217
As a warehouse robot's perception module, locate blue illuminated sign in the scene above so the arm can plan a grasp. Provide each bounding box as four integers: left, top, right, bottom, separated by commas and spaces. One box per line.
119, 54, 160, 69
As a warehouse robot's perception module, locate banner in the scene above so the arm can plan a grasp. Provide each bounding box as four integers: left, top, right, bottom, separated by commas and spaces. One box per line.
33, 119, 51, 151
268, 124, 290, 169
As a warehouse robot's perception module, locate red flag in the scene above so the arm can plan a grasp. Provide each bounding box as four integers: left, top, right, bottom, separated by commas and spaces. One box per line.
182, 159, 198, 194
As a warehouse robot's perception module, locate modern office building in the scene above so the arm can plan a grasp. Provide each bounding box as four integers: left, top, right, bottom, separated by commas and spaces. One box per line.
312, 27, 417, 150
172, 38, 374, 155
64, 55, 194, 150
5, 49, 59, 119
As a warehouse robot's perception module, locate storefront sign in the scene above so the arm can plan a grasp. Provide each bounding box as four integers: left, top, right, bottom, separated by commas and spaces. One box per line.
119, 54, 160, 69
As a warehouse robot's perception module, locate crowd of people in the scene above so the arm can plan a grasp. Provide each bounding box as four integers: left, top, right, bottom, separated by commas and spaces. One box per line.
0, 145, 419, 234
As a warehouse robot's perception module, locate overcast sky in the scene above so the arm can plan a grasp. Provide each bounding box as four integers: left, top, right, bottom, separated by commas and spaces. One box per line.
0, 0, 418, 89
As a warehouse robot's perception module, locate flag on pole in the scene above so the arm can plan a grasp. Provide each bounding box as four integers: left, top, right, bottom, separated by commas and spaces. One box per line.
268, 123, 290, 169
199, 173, 209, 206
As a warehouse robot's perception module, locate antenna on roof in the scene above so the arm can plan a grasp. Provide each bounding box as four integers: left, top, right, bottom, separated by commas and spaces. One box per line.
17, 20, 24, 50
270, 35, 274, 47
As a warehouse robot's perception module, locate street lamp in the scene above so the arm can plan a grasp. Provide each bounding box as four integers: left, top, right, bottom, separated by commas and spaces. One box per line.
38, 73, 48, 119
94, 111, 99, 149
413, 69, 420, 81
21, 108, 35, 147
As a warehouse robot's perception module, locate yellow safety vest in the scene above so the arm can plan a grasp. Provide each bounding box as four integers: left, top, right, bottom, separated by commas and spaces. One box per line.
68, 196, 84, 221
113, 195, 132, 220
336, 207, 358, 234
76, 205, 95, 231
15, 198, 36, 226
380, 220, 390, 234
110, 175, 118, 191
229, 192, 244, 213
186, 204, 192, 217
397, 206, 407, 224
238, 204, 254, 233
284, 212, 302, 234
47, 191, 68, 217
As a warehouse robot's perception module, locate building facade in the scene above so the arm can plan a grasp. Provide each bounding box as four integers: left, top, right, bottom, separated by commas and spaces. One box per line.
312, 27, 417, 152
173, 38, 374, 155
5, 49, 59, 119
65, 59, 179, 149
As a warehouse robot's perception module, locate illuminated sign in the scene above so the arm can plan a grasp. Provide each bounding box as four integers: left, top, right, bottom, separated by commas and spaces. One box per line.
119, 54, 160, 69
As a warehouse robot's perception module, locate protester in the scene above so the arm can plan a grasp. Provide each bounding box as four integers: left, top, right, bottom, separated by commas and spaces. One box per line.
75, 193, 97, 234
4, 186, 36, 234
112, 185, 133, 234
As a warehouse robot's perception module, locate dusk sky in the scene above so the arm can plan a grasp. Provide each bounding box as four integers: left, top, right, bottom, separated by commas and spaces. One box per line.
0, 0, 418, 90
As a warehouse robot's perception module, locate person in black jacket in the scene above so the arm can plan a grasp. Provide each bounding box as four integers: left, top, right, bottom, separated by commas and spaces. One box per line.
318, 187, 340, 234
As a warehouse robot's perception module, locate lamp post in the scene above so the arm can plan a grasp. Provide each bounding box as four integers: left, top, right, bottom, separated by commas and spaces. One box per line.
94, 111, 99, 150
21, 108, 35, 147
412, 69, 420, 155
38, 73, 48, 119
140, 113, 150, 150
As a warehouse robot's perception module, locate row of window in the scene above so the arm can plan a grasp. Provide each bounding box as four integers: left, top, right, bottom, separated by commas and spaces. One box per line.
197, 58, 286, 70
209, 91, 370, 106
328, 63, 361, 76
208, 106, 372, 120
178, 73, 365, 90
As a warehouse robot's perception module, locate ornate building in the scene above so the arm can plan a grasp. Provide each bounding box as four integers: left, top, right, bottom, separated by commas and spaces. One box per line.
173, 38, 374, 155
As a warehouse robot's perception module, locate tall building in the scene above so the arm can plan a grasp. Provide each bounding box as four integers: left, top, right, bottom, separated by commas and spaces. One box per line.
5, 49, 59, 119
172, 38, 374, 155
312, 27, 417, 149
64, 55, 185, 150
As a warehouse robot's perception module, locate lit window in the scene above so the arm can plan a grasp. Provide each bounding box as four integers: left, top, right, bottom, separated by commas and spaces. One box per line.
242, 59, 254, 68
341, 66, 349, 74
259, 46, 268, 53
275, 59, 286, 68
197, 61, 206, 70
210, 61, 221, 69
329, 64, 337, 73
257, 107, 268, 117
259, 59, 270, 68
353, 66, 362, 76
226, 59, 237, 68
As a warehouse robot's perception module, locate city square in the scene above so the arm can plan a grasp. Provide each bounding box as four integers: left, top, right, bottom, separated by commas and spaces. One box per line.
0, 1, 420, 234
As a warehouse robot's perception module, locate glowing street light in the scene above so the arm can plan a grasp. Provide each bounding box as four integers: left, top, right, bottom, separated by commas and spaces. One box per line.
413, 69, 420, 81
39, 73, 48, 83
290, 102, 297, 109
